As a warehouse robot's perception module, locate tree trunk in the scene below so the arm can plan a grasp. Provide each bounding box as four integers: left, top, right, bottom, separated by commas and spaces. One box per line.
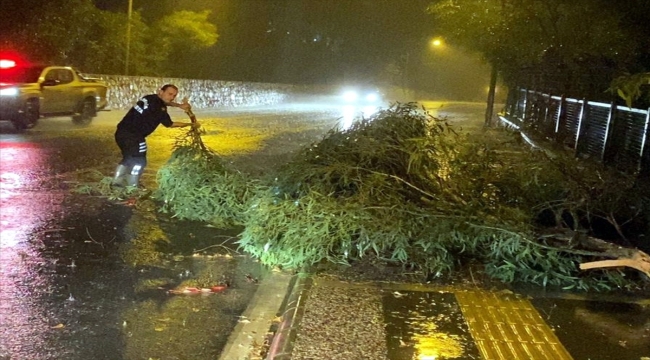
539, 229, 650, 278
484, 64, 498, 127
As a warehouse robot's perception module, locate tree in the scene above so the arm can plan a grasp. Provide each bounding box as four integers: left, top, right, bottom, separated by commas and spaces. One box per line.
79, 10, 152, 75
609, 72, 650, 108
0, 0, 98, 65
152, 10, 218, 77
0, 3, 218, 77
427, 0, 634, 125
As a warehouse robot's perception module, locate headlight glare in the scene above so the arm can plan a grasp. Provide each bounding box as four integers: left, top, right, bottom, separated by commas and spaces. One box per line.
343, 90, 358, 102
0, 87, 19, 96
365, 93, 378, 102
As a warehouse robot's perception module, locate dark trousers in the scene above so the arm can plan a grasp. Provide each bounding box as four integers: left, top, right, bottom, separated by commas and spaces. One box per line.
115, 130, 147, 169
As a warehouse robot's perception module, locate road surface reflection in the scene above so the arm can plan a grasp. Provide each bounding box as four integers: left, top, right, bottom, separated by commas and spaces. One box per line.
0, 139, 63, 358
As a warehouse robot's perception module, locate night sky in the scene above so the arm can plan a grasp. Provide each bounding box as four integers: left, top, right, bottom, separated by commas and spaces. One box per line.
4, 0, 647, 101
91, 0, 491, 99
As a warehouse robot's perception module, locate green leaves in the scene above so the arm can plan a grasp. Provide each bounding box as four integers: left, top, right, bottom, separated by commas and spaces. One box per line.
156, 10, 218, 48
427, 0, 637, 95
154, 129, 255, 228
609, 72, 650, 108
156, 103, 648, 291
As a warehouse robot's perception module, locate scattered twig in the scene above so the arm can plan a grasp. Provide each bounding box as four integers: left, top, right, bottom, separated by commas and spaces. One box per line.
85, 227, 105, 248
194, 238, 240, 255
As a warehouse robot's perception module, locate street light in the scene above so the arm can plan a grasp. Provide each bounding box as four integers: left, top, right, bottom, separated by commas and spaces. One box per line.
125, 0, 133, 75
401, 37, 445, 99
428, 37, 445, 98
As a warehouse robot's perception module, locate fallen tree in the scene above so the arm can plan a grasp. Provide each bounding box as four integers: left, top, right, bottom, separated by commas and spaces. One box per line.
155, 128, 258, 228
156, 103, 650, 291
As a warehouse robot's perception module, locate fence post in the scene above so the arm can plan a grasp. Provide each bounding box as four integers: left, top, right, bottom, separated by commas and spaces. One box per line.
541, 93, 548, 123
517, 87, 525, 120
541, 93, 554, 137
505, 87, 516, 118
554, 95, 567, 143
531, 91, 540, 125
639, 108, 650, 177
574, 99, 589, 156
522, 89, 531, 125
601, 101, 618, 164
511, 87, 520, 118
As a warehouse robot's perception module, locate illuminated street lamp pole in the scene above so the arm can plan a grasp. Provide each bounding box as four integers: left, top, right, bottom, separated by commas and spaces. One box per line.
402, 37, 444, 99
125, 0, 133, 75
429, 37, 444, 97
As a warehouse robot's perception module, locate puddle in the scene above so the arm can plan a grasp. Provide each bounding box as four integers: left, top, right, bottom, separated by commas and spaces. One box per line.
383, 291, 481, 360
533, 297, 650, 360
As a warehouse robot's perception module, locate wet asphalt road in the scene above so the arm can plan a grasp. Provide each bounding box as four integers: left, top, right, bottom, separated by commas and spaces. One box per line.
4, 100, 647, 360
0, 101, 355, 360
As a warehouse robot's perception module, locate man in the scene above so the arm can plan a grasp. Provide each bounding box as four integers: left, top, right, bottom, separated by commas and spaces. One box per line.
112, 84, 200, 187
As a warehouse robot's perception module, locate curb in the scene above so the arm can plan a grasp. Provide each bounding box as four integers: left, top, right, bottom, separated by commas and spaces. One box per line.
265, 275, 313, 360
218, 271, 293, 360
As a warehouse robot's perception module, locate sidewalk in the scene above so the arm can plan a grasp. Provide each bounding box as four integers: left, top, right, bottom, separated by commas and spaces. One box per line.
261, 274, 650, 360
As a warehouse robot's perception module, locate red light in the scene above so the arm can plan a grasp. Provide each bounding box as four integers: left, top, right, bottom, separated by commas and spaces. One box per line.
0, 59, 16, 69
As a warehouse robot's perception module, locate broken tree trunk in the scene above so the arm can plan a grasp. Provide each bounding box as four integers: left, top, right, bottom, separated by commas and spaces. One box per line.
577, 234, 650, 279
538, 228, 650, 278
578, 235, 650, 277
580, 252, 650, 278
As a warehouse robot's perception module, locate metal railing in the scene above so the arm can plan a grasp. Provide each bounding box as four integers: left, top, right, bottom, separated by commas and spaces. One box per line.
501, 88, 650, 176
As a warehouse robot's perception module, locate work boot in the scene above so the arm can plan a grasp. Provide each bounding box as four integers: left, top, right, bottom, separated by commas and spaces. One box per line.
126, 174, 141, 187
126, 164, 143, 187
112, 164, 128, 187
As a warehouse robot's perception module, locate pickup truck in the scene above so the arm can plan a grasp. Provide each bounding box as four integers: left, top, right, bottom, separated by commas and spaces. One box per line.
0, 59, 108, 131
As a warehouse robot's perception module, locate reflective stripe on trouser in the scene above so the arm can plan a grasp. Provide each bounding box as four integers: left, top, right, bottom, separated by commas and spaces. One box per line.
126, 142, 146, 187
138, 141, 147, 155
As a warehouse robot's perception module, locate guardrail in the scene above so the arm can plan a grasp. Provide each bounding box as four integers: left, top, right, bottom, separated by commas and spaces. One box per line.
501, 88, 650, 176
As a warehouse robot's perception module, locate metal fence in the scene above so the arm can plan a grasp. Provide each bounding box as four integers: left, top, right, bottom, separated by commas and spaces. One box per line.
501, 88, 650, 176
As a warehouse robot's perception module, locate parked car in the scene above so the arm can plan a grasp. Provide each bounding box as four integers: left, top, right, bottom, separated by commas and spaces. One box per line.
0, 58, 108, 131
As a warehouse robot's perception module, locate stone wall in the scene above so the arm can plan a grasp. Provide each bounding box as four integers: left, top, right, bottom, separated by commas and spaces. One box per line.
91, 75, 297, 110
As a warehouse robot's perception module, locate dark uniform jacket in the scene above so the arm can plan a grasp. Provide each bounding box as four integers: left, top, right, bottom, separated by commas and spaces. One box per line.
116, 94, 173, 138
